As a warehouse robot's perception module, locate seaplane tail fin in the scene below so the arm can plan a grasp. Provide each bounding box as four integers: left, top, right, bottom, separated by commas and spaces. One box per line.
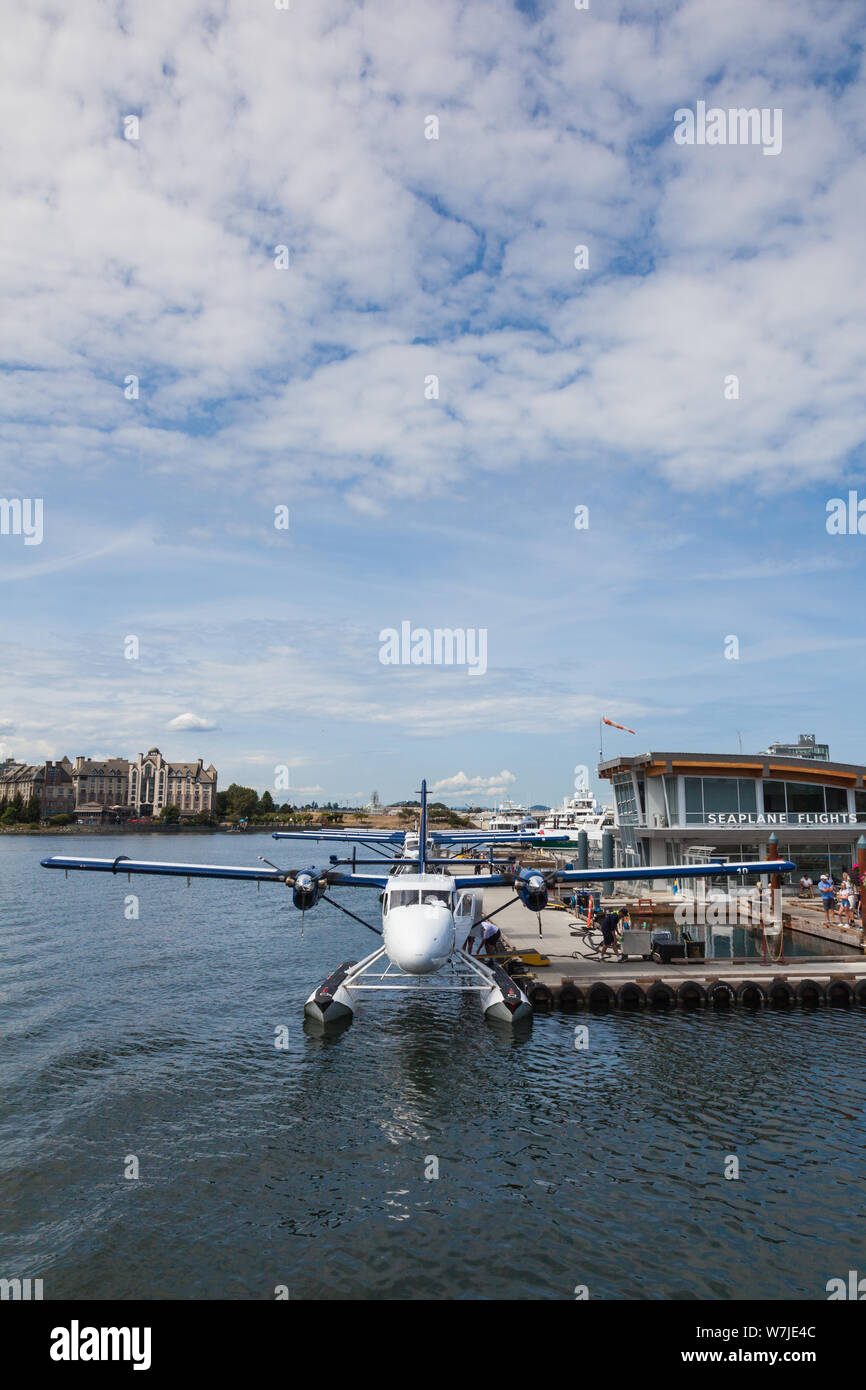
418, 778, 428, 870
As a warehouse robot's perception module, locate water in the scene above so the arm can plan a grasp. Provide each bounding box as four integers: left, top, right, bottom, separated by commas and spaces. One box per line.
2, 833, 864, 1300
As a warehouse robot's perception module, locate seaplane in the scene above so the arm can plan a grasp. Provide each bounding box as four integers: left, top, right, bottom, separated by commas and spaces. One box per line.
40, 781, 795, 1030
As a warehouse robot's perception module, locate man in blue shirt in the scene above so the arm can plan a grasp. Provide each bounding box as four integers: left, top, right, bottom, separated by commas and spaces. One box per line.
818, 874, 836, 924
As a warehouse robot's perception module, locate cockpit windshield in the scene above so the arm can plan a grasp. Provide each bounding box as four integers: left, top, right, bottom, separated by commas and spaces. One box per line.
389, 889, 421, 908
388, 888, 453, 910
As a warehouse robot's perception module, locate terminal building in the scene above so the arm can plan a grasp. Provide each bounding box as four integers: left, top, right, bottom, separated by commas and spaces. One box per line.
599, 743, 866, 886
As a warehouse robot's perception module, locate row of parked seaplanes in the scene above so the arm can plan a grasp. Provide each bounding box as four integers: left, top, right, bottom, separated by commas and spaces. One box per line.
39, 780, 796, 1033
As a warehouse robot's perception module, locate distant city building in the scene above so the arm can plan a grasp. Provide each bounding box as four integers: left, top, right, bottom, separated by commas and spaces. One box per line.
42, 758, 75, 815
73, 756, 131, 813
0, 747, 218, 820
129, 748, 218, 818
762, 733, 829, 762
0, 760, 45, 808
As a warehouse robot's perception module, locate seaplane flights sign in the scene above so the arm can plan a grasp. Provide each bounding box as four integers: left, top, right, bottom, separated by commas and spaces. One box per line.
705, 812, 858, 826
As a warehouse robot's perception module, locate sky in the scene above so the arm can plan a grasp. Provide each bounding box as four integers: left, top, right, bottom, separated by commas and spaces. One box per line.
1, 0, 865, 807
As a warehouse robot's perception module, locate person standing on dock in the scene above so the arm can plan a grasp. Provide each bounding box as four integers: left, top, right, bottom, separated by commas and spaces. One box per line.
839, 874, 854, 926
851, 872, 862, 937
599, 909, 621, 960
799, 873, 813, 898
818, 873, 837, 925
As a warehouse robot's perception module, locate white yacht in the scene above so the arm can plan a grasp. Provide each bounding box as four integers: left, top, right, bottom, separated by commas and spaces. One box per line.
483, 802, 539, 834
535, 787, 615, 847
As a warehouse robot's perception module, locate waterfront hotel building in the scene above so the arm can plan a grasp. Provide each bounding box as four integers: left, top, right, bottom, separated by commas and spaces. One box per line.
599, 745, 866, 886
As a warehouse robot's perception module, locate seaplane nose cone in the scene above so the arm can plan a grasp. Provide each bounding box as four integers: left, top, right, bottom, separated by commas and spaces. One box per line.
384, 905, 454, 976
529, 875, 544, 890
296, 873, 312, 888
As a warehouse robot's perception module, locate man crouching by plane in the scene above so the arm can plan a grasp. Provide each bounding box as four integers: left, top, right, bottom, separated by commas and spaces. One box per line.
478, 920, 503, 958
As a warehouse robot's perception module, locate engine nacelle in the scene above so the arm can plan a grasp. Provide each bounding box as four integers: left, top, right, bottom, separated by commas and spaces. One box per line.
292, 867, 323, 911
517, 868, 548, 913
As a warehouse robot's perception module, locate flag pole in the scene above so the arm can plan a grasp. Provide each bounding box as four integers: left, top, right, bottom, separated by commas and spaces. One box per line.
599, 718, 604, 764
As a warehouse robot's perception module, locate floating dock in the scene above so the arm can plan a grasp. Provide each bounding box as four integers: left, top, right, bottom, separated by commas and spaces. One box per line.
475, 886, 866, 1011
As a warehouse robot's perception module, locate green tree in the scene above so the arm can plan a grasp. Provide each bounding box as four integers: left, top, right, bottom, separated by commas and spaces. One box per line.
221, 784, 259, 819
159, 805, 181, 823
1, 805, 19, 825
259, 790, 275, 814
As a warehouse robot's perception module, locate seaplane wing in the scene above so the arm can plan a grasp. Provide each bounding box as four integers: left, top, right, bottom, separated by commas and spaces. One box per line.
271, 829, 406, 843
40, 853, 398, 885
324, 870, 394, 888
40, 854, 289, 882
452, 859, 796, 889
429, 831, 556, 845
269, 829, 550, 848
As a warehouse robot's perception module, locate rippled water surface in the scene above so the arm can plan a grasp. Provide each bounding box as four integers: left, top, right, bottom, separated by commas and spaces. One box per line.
2, 834, 864, 1300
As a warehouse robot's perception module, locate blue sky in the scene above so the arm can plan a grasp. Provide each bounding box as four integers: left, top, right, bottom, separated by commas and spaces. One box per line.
1, 0, 865, 806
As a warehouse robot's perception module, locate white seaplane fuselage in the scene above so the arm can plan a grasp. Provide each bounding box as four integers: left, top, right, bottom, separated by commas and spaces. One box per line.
382, 872, 474, 975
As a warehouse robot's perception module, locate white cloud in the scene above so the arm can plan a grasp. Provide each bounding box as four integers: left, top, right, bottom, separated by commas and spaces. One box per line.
166, 712, 219, 731
431, 769, 516, 797
1, 0, 862, 511
2, 1, 864, 794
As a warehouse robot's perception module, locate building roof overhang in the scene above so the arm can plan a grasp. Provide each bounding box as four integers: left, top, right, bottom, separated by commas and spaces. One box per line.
599, 751, 865, 788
